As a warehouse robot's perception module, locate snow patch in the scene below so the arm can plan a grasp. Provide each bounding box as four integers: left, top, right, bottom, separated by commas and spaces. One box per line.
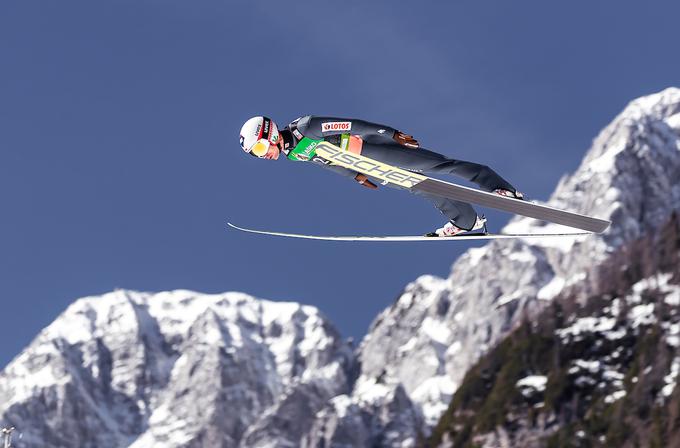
603, 370, 624, 381
508, 247, 537, 264
415, 275, 448, 295
411, 375, 457, 425
422, 317, 451, 345
496, 291, 523, 306
7, 363, 69, 403
604, 390, 626, 404
329, 394, 353, 419
446, 341, 462, 357
557, 317, 617, 340
537, 276, 565, 301
465, 247, 487, 267
665, 112, 680, 130
516, 375, 547, 392
629, 304, 656, 328
398, 337, 418, 355
570, 359, 601, 374
665, 288, 680, 306
355, 377, 391, 404
667, 323, 680, 348
661, 358, 680, 398
398, 292, 415, 309
587, 138, 627, 173
603, 327, 627, 341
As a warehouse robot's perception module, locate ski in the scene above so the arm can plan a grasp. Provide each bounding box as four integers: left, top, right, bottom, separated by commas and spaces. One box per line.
227, 222, 591, 242
314, 142, 611, 233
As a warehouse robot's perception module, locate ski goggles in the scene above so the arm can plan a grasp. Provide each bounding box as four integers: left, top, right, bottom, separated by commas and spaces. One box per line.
248, 138, 271, 158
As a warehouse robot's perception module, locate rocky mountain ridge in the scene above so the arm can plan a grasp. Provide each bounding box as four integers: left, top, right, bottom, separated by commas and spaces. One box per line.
305, 87, 680, 446
429, 213, 680, 447
0, 291, 354, 447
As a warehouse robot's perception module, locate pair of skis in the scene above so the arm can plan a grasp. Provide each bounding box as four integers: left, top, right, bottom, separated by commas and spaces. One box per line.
229, 142, 610, 242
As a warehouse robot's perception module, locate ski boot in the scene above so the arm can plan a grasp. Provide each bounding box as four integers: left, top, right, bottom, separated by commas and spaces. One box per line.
494, 188, 524, 200
426, 215, 487, 237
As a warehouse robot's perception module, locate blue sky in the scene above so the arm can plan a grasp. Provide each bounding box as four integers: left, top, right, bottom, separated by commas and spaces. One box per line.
1, 0, 679, 367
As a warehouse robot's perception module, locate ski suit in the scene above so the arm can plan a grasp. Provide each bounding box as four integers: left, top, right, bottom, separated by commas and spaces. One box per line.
279, 115, 518, 230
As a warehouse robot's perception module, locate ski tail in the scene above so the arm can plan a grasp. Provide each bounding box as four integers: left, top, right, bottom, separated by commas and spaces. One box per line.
314, 142, 611, 234
414, 179, 610, 233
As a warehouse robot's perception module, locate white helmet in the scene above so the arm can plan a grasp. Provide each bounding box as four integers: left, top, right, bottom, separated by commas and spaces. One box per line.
239, 116, 280, 158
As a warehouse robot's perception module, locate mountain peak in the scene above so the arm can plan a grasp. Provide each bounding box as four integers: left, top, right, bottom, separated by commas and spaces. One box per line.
0, 290, 354, 447
503, 88, 680, 252
308, 88, 680, 446
3, 89, 680, 447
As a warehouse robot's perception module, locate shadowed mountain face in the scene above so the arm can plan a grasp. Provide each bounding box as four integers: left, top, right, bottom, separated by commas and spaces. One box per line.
429, 213, 680, 448
1, 88, 679, 447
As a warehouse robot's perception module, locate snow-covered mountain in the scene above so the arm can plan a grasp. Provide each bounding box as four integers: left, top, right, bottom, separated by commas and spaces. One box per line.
429, 214, 680, 447
1, 88, 679, 447
305, 87, 680, 446
0, 291, 354, 447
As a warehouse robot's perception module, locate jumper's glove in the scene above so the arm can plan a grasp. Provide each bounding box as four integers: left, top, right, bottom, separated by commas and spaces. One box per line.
393, 131, 419, 148
355, 173, 378, 189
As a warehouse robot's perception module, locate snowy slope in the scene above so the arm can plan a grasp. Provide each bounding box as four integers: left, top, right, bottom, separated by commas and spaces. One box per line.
0, 290, 354, 447
306, 88, 680, 446
429, 216, 680, 447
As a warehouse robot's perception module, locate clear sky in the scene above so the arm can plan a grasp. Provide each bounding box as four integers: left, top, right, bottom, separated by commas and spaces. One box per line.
1, 0, 679, 367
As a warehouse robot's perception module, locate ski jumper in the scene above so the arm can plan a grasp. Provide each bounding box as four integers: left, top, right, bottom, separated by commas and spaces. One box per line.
279, 115, 518, 231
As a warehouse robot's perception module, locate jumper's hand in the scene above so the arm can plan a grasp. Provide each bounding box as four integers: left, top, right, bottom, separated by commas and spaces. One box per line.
393, 131, 419, 148
348, 135, 363, 153
355, 173, 378, 189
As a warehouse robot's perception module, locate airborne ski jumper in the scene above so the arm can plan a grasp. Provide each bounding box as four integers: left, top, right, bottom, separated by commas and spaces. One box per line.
239, 115, 524, 237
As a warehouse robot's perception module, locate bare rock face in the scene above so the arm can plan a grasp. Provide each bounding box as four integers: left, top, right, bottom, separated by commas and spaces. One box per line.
307, 88, 680, 446
0, 291, 354, 447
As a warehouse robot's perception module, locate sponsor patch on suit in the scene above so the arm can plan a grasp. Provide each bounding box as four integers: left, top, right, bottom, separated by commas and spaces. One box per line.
321, 122, 352, 132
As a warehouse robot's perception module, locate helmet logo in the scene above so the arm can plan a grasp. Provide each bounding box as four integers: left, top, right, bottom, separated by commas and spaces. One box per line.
239, 116, 278, 157
262, 118, 271, 140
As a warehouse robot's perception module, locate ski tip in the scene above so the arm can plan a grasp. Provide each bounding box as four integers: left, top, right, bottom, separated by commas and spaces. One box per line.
593, 220, 612, 233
